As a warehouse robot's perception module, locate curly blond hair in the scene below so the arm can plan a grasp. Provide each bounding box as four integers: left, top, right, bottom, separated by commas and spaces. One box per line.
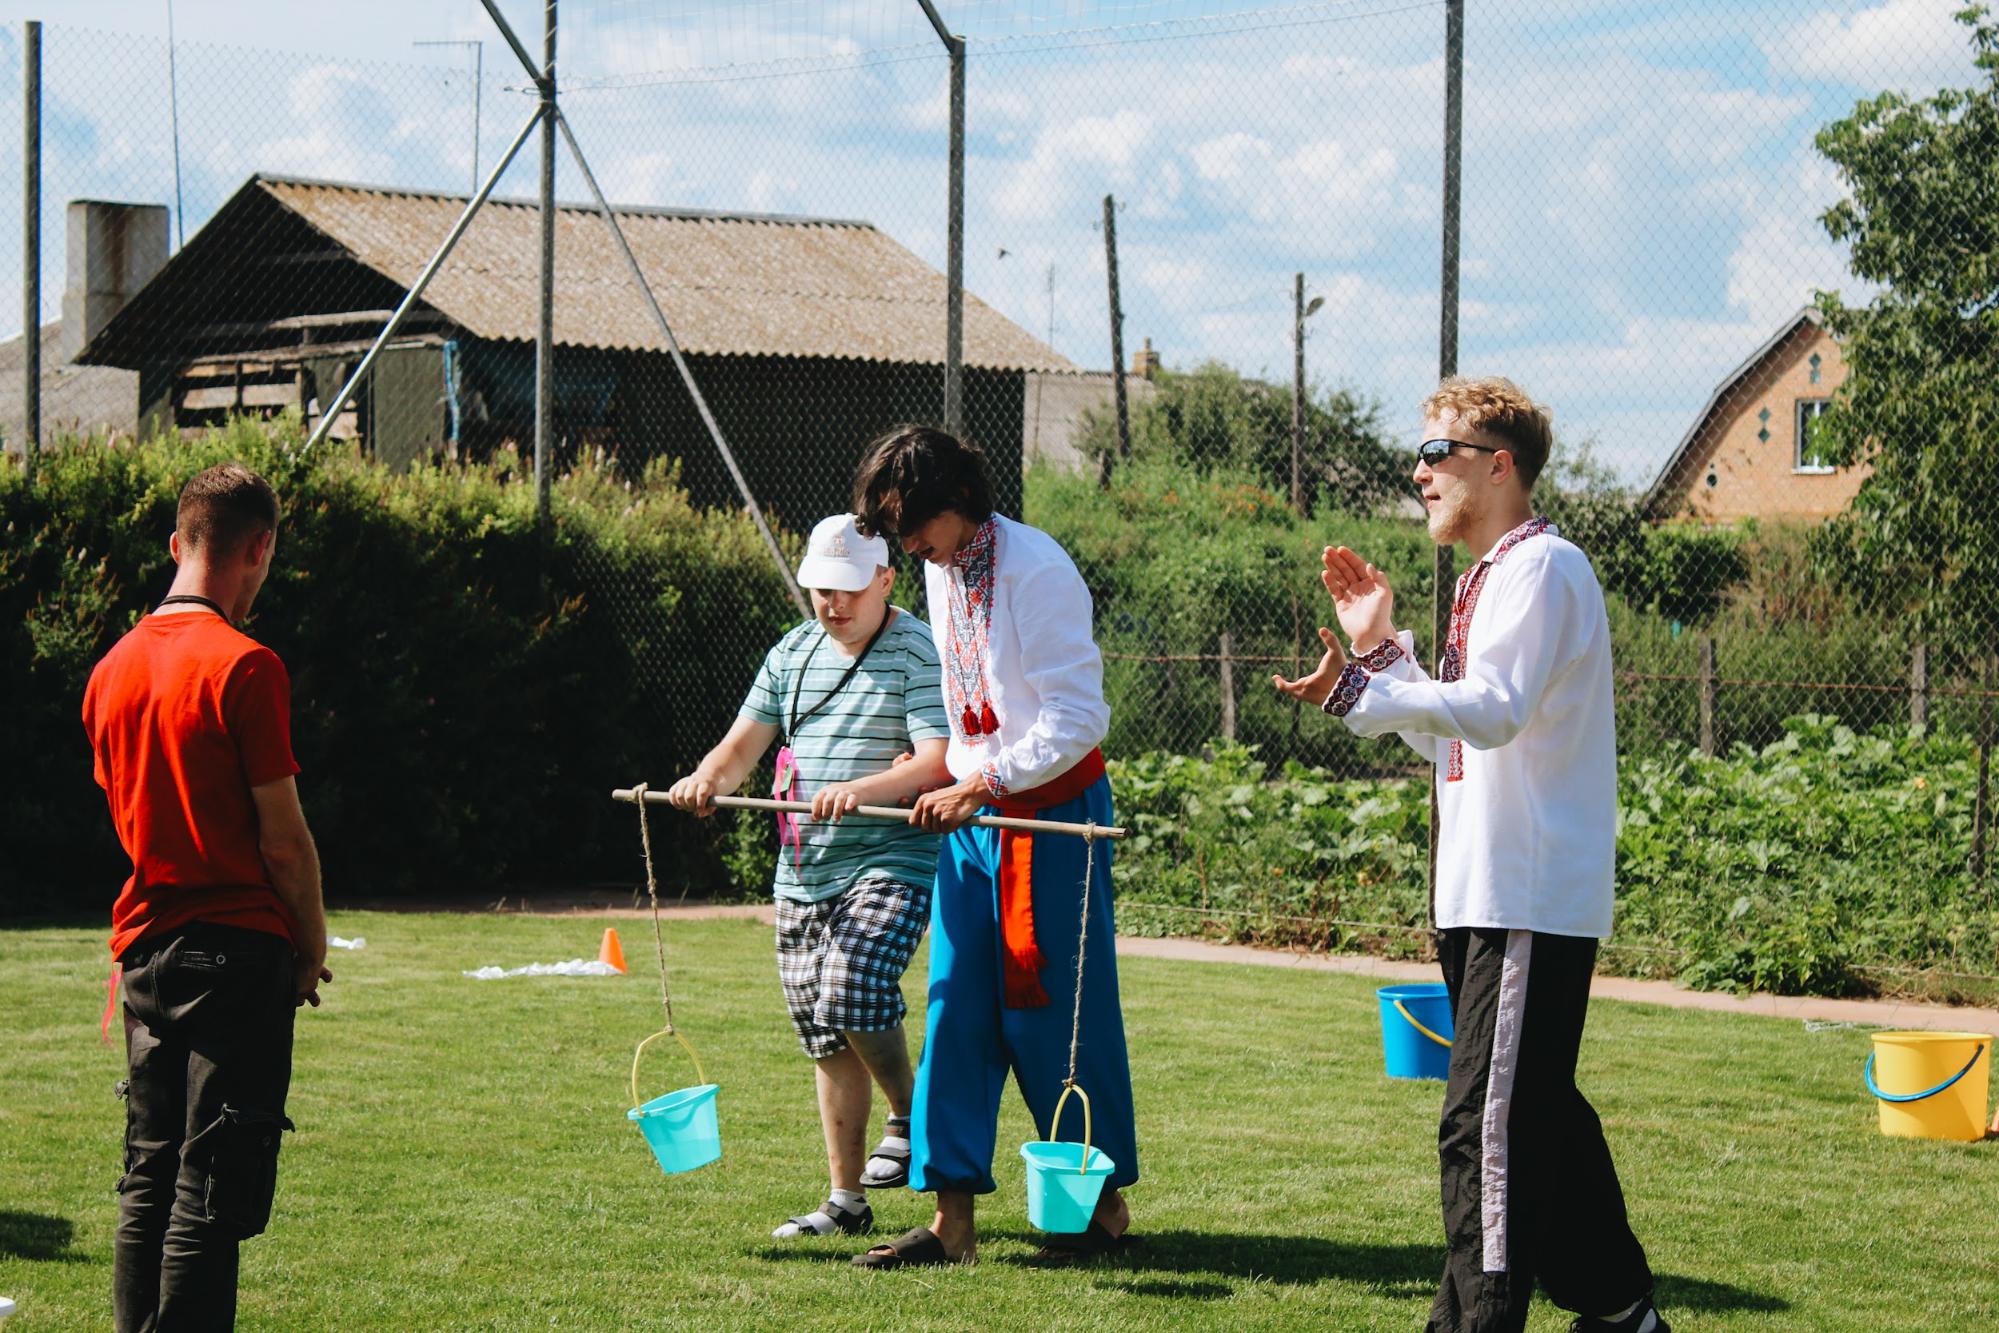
1421, 376, 1552, 488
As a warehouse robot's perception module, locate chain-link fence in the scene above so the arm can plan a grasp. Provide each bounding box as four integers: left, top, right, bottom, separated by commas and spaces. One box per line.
7, 3, 1997, 975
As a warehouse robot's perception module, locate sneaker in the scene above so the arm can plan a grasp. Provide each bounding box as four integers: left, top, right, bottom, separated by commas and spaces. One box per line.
771, 1198, 874, 1240
1569, 1300, 1669, 1333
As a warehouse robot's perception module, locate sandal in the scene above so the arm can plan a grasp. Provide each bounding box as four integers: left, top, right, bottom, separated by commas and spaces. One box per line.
1031, 1220, 1133, 1265
851, 1226, 961, 1269
859, 1137, 911, 1189
772, 1198, 873, 1239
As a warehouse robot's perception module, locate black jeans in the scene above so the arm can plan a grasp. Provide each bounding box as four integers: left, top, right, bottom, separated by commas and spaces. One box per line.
115, 922, 297, 1333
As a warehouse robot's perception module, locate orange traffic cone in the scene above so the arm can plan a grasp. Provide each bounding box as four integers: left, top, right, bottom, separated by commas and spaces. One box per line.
598, 927, 628, 974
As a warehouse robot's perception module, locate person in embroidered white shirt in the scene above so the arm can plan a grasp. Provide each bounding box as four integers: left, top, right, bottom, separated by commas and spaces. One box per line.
1274, 378, 1666, 1333
845, 425, 1138, 1272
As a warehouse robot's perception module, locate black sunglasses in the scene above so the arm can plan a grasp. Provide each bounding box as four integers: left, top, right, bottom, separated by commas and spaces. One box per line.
1417, 438, 1505, 466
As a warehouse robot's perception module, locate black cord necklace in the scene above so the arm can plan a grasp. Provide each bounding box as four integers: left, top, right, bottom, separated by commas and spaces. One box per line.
787, 610, 893, 739
156, 594, 228, 618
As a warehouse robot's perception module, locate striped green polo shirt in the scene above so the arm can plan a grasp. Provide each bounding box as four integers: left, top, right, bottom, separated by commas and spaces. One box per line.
740, 610, 949, 903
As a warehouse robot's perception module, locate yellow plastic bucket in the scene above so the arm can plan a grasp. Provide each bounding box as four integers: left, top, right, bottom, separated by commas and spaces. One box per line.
1863, 1030, 1991, 1142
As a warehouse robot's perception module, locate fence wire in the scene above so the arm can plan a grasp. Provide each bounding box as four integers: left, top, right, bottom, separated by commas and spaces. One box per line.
6, 2, 1996, 938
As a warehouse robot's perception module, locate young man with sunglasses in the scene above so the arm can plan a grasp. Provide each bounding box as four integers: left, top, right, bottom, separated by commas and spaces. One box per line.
1275, 378, 1667, 1333
847, 425, 1138, 1270
667, 513, 951, 1241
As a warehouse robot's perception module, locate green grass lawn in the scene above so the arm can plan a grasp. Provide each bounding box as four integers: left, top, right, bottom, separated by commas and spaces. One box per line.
3, 911, 1995, 1330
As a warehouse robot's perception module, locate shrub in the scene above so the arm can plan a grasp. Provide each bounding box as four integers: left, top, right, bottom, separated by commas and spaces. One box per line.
1, 418, 797, 905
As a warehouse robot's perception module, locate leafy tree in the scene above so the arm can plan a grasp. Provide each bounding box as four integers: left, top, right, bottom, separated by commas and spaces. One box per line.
1077, 361, 1407, 516
1812, 5, 1999, 650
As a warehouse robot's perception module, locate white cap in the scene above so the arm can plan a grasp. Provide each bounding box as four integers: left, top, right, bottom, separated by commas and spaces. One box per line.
795, 514, 889, 592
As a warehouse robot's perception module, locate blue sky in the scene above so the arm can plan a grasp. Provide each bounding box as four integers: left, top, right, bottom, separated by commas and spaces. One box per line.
0, 1, 1979, 486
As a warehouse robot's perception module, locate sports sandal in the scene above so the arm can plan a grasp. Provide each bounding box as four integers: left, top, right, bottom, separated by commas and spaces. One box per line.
851, 1226, 961, 1269
858, 1137, 911, 1189
1031, 1220, 1133, 1265
772, 1198, 874, 1239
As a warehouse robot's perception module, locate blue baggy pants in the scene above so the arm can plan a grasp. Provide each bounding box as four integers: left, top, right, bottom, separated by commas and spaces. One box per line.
908, 774, 1140, 1194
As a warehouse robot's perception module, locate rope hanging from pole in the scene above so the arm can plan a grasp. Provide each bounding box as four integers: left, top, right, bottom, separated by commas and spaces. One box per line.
630, 782, 676, 1034
1063, 822, 1098, 1090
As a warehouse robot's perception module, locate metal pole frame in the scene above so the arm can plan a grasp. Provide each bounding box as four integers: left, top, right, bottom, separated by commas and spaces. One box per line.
553, 110, 809, 619
299, 104, 544, 455
915, 1, 964, 434
21, 20, 40, 472
1428, 0, 1464, 933
536, 0, 557, 529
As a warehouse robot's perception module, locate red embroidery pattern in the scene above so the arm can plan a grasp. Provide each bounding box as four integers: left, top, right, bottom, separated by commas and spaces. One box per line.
1321, 661, 1371, 717
944, 518, 1000, 742
1355, 639, 1405, 673
1441, 517, 1553, 781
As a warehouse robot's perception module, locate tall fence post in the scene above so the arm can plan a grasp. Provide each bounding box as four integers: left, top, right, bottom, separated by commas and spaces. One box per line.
1291, 271, 1306, 516
1218, 632, 1236, 742
1974, 655, 1992, 891
1910, 642, 1928, 731
1698, 634, 1716, 757
1100, 193, 1129, 489
915, 2, 964, 434
1428, 0, 1464, 936
21, 19, 41, 475
534, 0, 557, 529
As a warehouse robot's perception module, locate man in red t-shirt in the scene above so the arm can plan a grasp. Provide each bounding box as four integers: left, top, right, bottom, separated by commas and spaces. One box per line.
83, 462, 330, 1332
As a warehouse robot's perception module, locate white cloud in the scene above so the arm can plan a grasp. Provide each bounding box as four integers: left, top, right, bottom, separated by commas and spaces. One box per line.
993, 110, 1153, 221
1765, 0, 1974, 91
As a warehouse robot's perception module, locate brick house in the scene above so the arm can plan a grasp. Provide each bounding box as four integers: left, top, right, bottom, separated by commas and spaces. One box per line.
1642, 308, 1867, 522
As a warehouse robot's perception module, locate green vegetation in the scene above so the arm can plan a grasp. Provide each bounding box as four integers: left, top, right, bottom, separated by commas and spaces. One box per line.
1, 420, 794, 899
3, 912, 1993, 1330
1813, 4, 1999, 649
1107, 720, 1999, 1005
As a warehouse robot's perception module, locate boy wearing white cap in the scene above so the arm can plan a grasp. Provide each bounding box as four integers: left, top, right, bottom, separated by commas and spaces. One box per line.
668, 514, 951, 1241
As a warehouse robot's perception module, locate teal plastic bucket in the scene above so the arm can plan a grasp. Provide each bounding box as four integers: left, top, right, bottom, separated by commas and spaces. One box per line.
628, 1083, 721, 1174
1378, 983, 1453, 1080
1019, 1141, 1115, 1233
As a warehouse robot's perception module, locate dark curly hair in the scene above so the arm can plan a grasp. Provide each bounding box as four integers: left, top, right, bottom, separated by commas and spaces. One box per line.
850, 424, 995, 541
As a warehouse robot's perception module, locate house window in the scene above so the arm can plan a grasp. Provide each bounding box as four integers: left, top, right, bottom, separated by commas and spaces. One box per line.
1796, 399, 1833, 473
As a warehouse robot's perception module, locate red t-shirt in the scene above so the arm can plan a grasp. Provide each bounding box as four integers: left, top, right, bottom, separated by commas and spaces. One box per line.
83, 611, 301, 959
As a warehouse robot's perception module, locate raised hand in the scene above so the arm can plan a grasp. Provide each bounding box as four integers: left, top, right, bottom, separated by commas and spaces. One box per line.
1270, 626, 1349, 709
1321, 546, 1395, 651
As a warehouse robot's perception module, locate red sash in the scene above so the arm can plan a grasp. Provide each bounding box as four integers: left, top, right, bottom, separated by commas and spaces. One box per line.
990, 747, 1106, 1009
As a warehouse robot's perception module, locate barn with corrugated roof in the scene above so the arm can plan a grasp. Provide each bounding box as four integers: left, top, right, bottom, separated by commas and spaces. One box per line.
74, 173, 1075, 525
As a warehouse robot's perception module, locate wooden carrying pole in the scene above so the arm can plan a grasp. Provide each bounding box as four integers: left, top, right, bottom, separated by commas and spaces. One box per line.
613, 789, 1125, 840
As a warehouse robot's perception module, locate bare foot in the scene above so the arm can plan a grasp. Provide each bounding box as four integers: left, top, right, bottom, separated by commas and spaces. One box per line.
930, 1209, 977, 1263
1092, 1188, 1131, 1238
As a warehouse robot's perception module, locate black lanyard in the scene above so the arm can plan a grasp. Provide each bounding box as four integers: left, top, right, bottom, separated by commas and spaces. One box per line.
156, 594, 227, 618
787, 611, 892, 740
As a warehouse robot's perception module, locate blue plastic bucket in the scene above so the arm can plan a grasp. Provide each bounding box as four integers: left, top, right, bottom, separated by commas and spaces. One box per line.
1019, 1141, 1115, 1233
628, 1083, 721, 1174
1378, 982, 1454, 1080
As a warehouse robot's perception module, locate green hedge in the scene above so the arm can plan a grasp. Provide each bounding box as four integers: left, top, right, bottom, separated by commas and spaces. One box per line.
2, 420, 796, 904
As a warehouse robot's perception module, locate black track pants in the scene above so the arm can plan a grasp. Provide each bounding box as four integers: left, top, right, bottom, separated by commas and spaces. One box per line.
1426, 927, 1653, 1333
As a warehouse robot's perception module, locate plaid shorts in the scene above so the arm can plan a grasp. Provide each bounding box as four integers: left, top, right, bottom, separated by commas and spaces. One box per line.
775, 873, 931, 1059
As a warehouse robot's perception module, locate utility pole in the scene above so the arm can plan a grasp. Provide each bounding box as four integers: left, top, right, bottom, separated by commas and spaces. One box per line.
22, 20, 40, 472
1100, 193, 1129, 489
535, 1, 557, 528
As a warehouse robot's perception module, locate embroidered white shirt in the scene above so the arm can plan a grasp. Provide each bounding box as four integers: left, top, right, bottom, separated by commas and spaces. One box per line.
1332, 526, 1618, 938
924, 514, 1109, 793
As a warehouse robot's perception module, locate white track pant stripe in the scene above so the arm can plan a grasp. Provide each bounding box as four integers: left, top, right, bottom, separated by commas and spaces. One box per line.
1479, 929, 1533, 1273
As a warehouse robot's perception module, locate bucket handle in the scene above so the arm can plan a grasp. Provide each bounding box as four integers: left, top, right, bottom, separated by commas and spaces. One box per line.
1047, 1081, 1093, 1175
1393, 998, 1454, 1049
631, 1027, 708, 1112
1863, 1043, 1986, 1104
